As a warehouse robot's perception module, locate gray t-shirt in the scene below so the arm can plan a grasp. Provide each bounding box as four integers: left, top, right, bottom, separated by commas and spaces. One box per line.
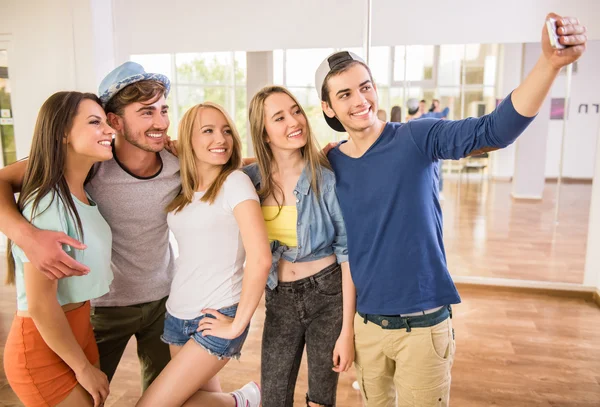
86, 148, 180, 307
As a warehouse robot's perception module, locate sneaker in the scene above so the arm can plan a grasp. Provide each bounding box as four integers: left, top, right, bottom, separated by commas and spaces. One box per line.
231, 381, 261, 407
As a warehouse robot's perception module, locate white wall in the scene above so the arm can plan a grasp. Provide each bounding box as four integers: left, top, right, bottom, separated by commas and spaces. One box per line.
112, 0, 600, 59
490, 41, 600, 180
1, 0, 78, 159
490, 43, 521, 180
546, 41, 600, 179
511, 43, 550, 200
246, 51, 274, 156
1, 0, 116, 160
88, 0, 117, 88
372, 0, 600, 46
112, 0, 366, 62
583, 126, 600, 288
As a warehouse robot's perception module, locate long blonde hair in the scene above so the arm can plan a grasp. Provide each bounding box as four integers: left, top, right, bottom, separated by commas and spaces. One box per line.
248, 86, 331, 210
166, 102, 242, 213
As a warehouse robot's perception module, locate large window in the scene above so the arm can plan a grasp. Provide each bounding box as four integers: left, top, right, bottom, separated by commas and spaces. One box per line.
274, 44, 499, 144
445, 44, 499, 118
131, 52, 248, 155
394, 45, 435, 82
0, 50, 15, 166
273, 47, 402, 146
273, 48, 338, 147
389, 44, 499, 121
131, 44, 500, 153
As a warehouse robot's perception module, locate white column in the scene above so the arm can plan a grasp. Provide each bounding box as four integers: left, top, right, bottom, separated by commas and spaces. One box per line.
583, 125, 600, 289
246, 51, 273, 156
71, 0, 117, 92
490, 43, 522, 180
511, 43, 549, 200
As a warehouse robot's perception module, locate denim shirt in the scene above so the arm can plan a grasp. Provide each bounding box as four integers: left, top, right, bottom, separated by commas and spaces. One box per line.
243, 163, 348, 289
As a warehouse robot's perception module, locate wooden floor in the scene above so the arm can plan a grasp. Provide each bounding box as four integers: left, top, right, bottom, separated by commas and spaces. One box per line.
442, 179, 591, 284
1, 179, 598, 406
1, 283, 599, 406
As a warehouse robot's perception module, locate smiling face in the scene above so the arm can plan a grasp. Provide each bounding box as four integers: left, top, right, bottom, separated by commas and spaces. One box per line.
262, 92, 309, 154
116, 94, 170, 153
191, 106, 235, 168
66, 98, 115, 162
321, 63, 379, 133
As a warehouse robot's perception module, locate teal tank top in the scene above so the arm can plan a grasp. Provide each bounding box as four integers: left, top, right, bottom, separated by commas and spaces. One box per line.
11, 191, 113, 311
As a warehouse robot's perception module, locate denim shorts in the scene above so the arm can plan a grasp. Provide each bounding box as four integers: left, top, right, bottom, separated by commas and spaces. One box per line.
161, 304, 250, 360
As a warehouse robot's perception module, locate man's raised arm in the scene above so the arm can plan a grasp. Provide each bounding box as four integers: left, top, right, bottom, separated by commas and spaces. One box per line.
0, 160, 89, 280
512, 13, 587, 117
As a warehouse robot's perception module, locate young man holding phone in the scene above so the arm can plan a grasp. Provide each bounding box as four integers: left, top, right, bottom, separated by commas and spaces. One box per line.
315, 13, 586, 406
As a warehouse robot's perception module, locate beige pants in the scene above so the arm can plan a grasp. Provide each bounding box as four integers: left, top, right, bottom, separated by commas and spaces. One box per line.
353, 312, 456, 407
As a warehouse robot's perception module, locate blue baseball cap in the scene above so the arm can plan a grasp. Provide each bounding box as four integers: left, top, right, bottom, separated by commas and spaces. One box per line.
99, 61, 170, 106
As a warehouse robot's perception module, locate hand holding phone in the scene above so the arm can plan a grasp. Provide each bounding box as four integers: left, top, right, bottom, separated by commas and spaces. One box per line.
541, 14, 586, 69
546, 18, 566, 49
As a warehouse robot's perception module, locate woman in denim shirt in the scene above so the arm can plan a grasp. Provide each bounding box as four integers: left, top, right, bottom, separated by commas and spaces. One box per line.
245, 85, 356, 407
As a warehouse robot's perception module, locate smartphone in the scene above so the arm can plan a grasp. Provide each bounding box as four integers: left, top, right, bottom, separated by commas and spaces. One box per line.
546, 18, 566, 49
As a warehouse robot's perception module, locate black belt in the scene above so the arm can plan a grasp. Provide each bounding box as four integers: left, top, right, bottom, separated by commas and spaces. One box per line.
358, 305, 452, 332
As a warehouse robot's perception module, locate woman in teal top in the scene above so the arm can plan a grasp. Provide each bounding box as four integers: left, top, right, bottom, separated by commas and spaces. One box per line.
3, 92, 115, 407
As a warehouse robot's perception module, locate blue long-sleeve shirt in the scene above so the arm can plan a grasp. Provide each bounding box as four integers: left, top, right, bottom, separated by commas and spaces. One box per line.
328, 92, 534, 314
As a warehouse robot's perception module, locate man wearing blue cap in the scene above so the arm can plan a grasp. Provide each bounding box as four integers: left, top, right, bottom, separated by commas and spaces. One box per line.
0, 62, 180, 390
87, 61, 180, 390
314, 13, 586, 407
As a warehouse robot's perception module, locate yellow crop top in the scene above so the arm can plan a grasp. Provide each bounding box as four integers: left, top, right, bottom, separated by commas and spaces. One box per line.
261, 206, 298, 247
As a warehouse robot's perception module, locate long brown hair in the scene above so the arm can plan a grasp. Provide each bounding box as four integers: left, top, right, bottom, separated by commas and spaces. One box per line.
248, 85, 330, 211
166, 102, 242, 213
6, 91, 101, 285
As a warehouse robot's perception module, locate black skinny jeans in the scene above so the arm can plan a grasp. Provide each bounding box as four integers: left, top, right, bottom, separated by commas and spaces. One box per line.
261, 263, 343, 407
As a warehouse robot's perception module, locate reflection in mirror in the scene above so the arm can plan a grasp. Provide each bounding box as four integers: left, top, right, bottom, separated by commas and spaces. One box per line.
129, 41, 598, 285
